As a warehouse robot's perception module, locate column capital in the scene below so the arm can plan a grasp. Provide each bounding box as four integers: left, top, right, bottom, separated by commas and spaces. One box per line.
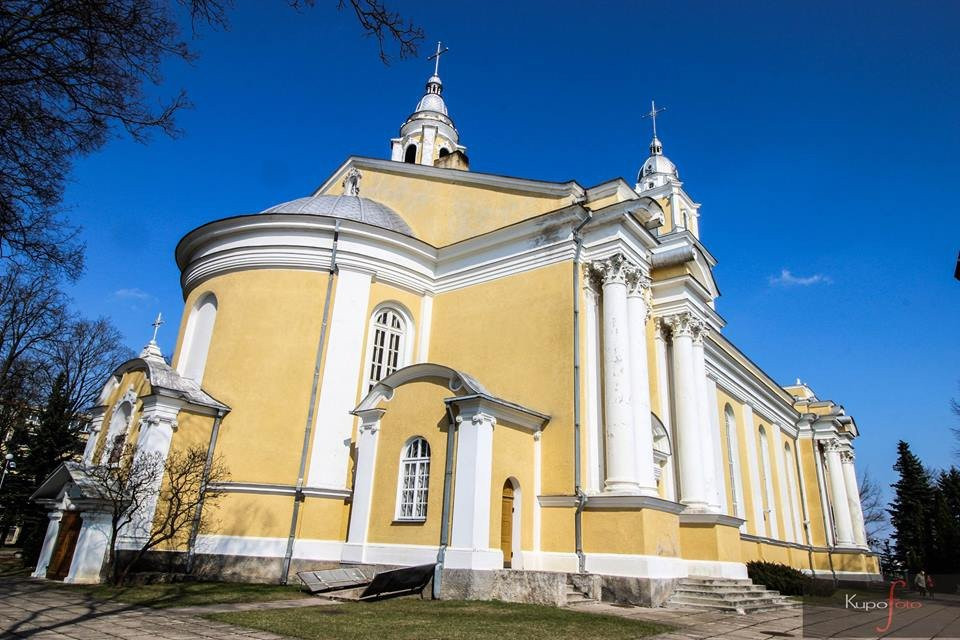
355, 408, 386, 434
822, 437, 843, 453
626, 271, 651, 298
589, 253, 637, 287
663, 311, 702, 339
692, 320, 709, 346
840, 450, 855, 464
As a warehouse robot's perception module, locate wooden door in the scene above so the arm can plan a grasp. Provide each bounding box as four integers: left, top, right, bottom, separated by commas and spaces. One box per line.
47, 512, 83, 581
500, 481, 514, 568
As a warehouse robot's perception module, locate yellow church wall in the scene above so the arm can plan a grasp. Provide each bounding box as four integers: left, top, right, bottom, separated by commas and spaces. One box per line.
798, 440, 829, 547
582, 509, 680, 557
366, 380, 451, 547
539, 506, 575, 553
296, 498, 349, 542
716, 391, 761, 537
324, 166, 572, 246
92, 370, 151, 461
204, 492, 293, 539
175, 269, 331, 487
680, 523, 741, 562
151, 409, 216, 551
488, 424, 535, 552
429, 262, 574, 497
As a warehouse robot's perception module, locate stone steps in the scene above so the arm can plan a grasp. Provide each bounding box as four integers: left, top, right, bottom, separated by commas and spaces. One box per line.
666, 576, 799, 614
564, 580, 597, 606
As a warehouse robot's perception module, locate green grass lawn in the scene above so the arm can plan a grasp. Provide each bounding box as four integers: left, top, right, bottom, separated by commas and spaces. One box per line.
206, 598, 672, 640
56, 580, 308, 609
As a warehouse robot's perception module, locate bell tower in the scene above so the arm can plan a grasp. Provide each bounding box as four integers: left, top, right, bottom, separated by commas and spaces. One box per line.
390, 42, 469, 170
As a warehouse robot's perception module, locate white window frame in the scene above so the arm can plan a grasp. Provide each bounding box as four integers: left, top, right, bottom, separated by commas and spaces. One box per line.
758, 425, 778, 538
395, 436, 430, 521
364, 303, 413, 392
724, 405, 744, 519
177, 292, 218, 383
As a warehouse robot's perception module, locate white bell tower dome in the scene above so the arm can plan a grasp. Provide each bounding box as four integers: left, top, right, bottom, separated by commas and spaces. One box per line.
390, 42, 468, 169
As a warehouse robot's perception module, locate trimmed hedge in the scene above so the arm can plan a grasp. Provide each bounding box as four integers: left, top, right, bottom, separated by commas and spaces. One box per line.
746, 561, 835, 597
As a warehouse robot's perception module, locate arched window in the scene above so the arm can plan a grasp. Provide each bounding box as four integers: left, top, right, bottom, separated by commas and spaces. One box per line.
366, 307, 408, 391
396, 437, 430, 520
724, 405, 743, 519
178, 293, 217, 383
784, 442, 802, 543
404, 144, 417, 164
103, 400, 133, 465
758, 426, 777, 538
438, 148, 450, 158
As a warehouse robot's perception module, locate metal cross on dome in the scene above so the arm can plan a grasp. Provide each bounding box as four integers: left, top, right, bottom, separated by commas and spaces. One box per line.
427, 41, 449, 76
642, 100, 667, 138
150, 312, 164, 343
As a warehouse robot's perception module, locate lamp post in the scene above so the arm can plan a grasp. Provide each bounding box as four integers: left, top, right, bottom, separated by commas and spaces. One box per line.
0, 454, 15, 491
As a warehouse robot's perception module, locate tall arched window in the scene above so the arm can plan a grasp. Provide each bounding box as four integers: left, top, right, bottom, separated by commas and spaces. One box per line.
404, 144, 417, 164
178, 293, 217, 383
758, 426, 777, 538
396, 437, 430, 520
366, 307, 408, 391
723, 405, 743, 519
784, 443, 802, 543
102, 400, 133, 465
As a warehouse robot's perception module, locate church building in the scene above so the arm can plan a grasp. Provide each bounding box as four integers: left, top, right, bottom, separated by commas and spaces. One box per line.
30, 51, 879, 600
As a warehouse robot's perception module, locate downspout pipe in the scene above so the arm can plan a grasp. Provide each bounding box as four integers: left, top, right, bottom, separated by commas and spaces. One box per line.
433, 404, 458, 599
186, 407, 226, 575
792, 434, 816, 578
281, 219, 342, 584
572, 207, 592, 573
811, 436, 839, 585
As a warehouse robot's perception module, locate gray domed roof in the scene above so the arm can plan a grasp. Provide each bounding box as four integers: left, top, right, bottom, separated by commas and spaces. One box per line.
261, 194, 413, 235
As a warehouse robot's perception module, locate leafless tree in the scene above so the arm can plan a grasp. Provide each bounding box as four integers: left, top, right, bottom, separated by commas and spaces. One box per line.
48, 319, 135, 419
84, 444, 228, 584
0, 0, 420, 276
859, 467, 888, 545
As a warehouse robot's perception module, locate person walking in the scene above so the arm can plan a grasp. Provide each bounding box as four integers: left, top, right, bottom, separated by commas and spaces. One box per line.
914, 570, 928, 597
926, 573, 935, 599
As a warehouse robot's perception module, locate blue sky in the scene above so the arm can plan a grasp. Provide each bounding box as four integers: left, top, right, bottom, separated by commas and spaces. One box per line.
61, 1, 959, 508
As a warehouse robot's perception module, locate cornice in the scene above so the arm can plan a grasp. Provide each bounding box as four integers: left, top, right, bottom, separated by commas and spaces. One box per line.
316, 156, 585, 199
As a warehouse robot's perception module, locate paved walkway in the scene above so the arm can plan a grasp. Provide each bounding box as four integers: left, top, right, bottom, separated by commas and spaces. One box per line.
570, 602, 806, 639
0, 578, 316, 639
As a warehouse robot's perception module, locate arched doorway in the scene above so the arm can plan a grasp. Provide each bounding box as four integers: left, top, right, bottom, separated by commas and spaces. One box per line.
500, 478, 520, 568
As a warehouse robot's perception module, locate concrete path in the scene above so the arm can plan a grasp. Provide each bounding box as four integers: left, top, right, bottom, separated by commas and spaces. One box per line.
571, 597, 960, 639
569, 602, 805, 639
0, 577, 311, 639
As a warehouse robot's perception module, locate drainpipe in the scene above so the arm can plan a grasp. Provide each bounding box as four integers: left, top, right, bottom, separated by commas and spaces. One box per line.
811, 437, 838, 585
433, 404, 459, 599
571, 207, 592, 573
792, 435, 815, 578
185, 407, 225, 575
281, 219, 342, 584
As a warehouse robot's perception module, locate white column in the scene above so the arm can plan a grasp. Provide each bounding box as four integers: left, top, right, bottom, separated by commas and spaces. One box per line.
342, 409, 384, 564
627, 273, 657, 496
420, 126, 438, 166
582, 276, 604, 492
774, 429, 796, 543
81, 407, 106, 464
65, 511, 113, 584
666, 312, 708, 510
416, 294, 433, 363
31, 510, 63, 578
449, 410, 497, 569
824, 439, 855, 546
307, 267, 373, 489
692, 327, 721, 513
532, 430, 542, 553
741, 404, 765, 535
593, 254, 639, 494
841, 450, 869, 548
653, 320, 672, 430
123, 399, 179, 545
